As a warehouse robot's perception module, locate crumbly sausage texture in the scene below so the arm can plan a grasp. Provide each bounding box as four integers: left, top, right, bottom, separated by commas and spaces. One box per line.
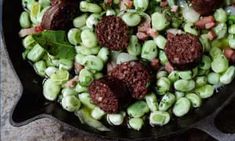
165, 33, 203, 70
110, 61, 151, 99
191, 0, 223, 16
89, 76, 131, 113
41, 0, 78, 30
96, 16, 130, 51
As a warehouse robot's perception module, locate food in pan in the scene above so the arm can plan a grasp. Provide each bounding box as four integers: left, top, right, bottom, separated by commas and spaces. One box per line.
19, 0, 235, 131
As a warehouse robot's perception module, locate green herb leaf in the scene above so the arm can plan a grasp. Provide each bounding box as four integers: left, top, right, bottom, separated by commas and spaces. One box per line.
32, 30, 76, 60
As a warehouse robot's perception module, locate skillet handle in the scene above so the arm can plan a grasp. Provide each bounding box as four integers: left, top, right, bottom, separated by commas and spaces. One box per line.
194, 95, 235, 141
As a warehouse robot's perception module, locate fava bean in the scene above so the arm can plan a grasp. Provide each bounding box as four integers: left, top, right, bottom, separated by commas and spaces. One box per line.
178, 70, 193, 80
80, 1, 102, 13
58, 59, 73, 70
94, 72, 103, 79
79, 68, 94, 86
34, 60, 46, 77
208, 72, 220, 85
122, 12, 141, 27
209, 46, 223, 59
195, 84, 214, 99
174, 79, 195, 92
75, 53, 85, 65
133, 0, 149, 11
23, 35, 36, 49
152, 12, 168, 31
62, 95, 81, 112
184, 22, 198, 36
75, 83, 88, 93
116, 53, 137, 64
186, 93, 202, 108
45, 67, 58, 77
211, 55, 229, 73
154, 35, 167, 49
214, 8, 227, 23
149, 111, 170, 126
145, 93, 158, 112
128, 117, 144, 131
62, 88, 77, 97
127, 35, 141, 56
86, 14, 101, 29
20, 11, 31, 28
228, 34, 235, 49
220, 66, 235, 84
159, 50, 168, 65
199, 34, 211, 52
75, 108, 110, 131
43, 79, 61, 101
168, 71, 180, 82
73, 14, 88, 28
83, 55, 104, 71
68, 28, 81, 45
173, 97, 191, 117
98, 48, 109, 62
158, 93, 176, 111
175, 91, 185, 100
39, 0, 50, 8
199, 55, 211, 70
195, 76, 208, 87
107, 112, 125, 126
50, 69, 70, 85
157, 77, 171, 95
81, 29, 98, 48
213, 23, 227, 39
91, 107, 105, 120
78, 93, 96, 109
106, 9, 116, 16
127, 101, 149, 118
156, 71, 168, 79
27, 44, 45, 62
141, 40, 158, 61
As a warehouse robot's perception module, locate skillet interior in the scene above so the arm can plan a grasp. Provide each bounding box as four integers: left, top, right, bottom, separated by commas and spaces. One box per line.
2, 0, 235, 139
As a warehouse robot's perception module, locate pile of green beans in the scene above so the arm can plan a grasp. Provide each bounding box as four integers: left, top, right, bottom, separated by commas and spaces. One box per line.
19, 0, 235, 131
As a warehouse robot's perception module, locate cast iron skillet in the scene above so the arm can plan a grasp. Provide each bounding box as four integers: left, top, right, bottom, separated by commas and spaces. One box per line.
2, 0, 235, 140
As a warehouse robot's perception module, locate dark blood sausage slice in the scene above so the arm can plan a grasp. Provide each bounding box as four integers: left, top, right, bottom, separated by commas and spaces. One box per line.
191, 0, 224, 16
89, 76, 131, 113
165, 33, 203, 70
110, 61, 151, 99
41, 0, 78, 30
96, 16, 129, 51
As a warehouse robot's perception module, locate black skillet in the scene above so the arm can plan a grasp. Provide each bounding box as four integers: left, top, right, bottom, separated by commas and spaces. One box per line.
2, 0, 235, 140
